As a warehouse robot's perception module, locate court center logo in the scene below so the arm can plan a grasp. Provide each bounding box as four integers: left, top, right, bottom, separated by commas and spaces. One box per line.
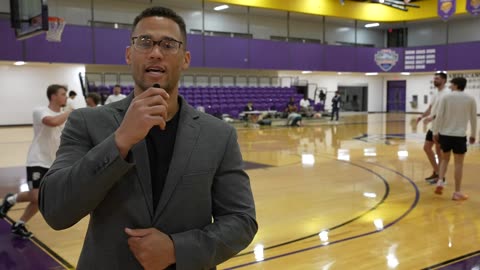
374, 49, 399, 72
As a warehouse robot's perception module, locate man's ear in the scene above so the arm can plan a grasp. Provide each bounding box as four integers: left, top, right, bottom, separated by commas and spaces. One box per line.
181, 51, 191, 71
126, 46, 132, 65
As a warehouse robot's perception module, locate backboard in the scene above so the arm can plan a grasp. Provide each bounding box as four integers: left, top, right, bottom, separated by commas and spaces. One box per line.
10, 0, 48, 40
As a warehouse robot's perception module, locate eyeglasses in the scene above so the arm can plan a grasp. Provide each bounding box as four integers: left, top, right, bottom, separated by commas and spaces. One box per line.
131, 35, 183, 54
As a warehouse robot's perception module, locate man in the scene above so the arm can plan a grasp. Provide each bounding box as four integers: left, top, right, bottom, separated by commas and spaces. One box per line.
331, 91, 341, 121
105, 84, 127, 104
85, 92, 101, 107
65, 90, 86, 110
299, 96, 312, 117
0, 84, 70, 238
432, 77, 476, 200
39, 7, 257, 270
416, 71, 449, 183
319, 90, 326, 105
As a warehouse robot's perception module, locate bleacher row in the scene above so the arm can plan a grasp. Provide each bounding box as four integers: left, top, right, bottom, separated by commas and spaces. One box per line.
88, 85, 307, 118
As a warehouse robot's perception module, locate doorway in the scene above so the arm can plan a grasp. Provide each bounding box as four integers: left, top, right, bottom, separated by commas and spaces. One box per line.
387, 81, 406, 112
337, 86, 368, 112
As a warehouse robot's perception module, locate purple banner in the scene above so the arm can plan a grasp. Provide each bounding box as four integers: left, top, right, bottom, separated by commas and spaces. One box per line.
466, 0, 480, 15
438, 0, 456, 20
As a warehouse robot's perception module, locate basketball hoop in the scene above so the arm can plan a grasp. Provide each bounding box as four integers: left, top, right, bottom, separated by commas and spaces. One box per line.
46, 17, 66, 42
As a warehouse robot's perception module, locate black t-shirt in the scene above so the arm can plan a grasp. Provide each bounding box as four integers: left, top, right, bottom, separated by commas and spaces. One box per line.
145, 102, 181, 211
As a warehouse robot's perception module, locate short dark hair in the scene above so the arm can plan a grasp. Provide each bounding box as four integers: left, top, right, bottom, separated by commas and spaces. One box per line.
114, 84, 121, 88
450, 77, 467, 91
435, 71, 447, 80
69, 90, 77, 97
132, 6, 187, 46
87, 92, 101, 105
46, 84, 67, 101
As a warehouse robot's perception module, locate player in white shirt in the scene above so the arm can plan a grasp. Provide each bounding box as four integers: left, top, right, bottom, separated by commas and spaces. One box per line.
65, 90, 87, 110
299, 96, 312, 117
432, 77, 477, 201
416, 71, 450, 183
0, 84, 71, 238
104, 84, 127, 104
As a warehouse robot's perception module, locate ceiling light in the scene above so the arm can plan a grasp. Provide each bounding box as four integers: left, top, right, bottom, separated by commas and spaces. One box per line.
365, 72, 378, 76
14, 61, 26, 66
302, 71, 313, 74
214, 5, 229, 11
365, 23, 380, 28
401, 72, 411, 75
379, 0, 385, 3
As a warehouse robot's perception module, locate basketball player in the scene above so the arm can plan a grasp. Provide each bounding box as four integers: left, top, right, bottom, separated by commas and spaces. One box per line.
0, 84, 71, 237
416, 71, 449, 183
432, 77, 477, 200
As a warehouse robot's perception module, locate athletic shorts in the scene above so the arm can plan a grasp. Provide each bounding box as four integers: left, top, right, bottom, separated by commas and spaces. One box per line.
26, 166, 49, 189
439, 134, 467, 154
425, 129, 433, 142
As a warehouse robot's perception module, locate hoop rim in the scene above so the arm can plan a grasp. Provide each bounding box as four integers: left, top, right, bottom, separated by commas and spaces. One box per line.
48, 16, 65, 22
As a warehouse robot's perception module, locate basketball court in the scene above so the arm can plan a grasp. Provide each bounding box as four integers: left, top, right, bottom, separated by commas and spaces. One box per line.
1, 114, 480, 269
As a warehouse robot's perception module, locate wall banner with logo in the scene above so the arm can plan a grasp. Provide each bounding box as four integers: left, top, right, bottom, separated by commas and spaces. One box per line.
466, 0, 480, 15
438, 0, 456, 20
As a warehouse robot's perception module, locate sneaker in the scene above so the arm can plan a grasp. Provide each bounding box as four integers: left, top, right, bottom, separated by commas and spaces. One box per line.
0, 193, 15, 218
452, 192, 469, 201
11, 223, 33, 238
434, 179, 446, 195
425, 172, 439, 184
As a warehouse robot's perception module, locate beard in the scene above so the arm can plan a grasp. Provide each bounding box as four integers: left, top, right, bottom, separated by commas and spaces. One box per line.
133, 75, 177, 94
433, 81, 441, 87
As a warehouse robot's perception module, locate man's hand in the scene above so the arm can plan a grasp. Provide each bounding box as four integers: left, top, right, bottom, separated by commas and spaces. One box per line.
416, 116, 423, 125
125, 228, 176, 270
433, 134, 440, 144
115, 86, 169, 158
469, 137, 475, 144
423, 116, 433, 124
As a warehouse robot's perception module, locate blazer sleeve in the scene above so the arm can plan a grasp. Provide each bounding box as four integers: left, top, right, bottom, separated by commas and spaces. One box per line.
39, 109, 135, 230
171, 128, 258, 270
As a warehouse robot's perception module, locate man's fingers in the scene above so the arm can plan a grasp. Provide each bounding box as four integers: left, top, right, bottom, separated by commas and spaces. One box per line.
135, 87, 170, 101
144, 95, 169, 108
125, 227, 155, 237
145, 105, 168, 118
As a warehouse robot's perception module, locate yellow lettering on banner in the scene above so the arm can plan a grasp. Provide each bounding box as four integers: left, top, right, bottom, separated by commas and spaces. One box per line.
209, 0, 468, 22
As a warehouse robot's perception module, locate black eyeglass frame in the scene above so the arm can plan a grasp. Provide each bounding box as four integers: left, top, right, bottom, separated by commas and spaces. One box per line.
131, 35, 184, 53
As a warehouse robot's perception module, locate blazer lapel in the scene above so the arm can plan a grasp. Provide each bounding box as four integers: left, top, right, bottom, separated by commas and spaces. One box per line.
153, 98, 200, 222
131, 141, 154, 218
111, 93, 154, 219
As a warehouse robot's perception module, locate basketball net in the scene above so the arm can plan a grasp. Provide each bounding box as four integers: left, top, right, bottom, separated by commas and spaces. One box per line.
46, 17, 66, 42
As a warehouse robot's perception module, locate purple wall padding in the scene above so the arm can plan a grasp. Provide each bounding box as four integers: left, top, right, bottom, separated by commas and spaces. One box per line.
25, 25, 93, 63
288, 42, 324, 71
2, 19, 480, 71
93, 27, 130, 65
186, 34, 204, 67
249, 39, 290, 70
446, 41, 480, 70
0, 20, 23, 61
204, 36, 249, 69
323, 45, 356, 72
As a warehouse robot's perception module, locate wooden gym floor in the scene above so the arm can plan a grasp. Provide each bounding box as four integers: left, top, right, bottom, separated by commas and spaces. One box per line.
1, 113, 480, 269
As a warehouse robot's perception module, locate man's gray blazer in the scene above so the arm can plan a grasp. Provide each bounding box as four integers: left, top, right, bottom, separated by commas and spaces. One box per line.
39, 94, 258, 270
